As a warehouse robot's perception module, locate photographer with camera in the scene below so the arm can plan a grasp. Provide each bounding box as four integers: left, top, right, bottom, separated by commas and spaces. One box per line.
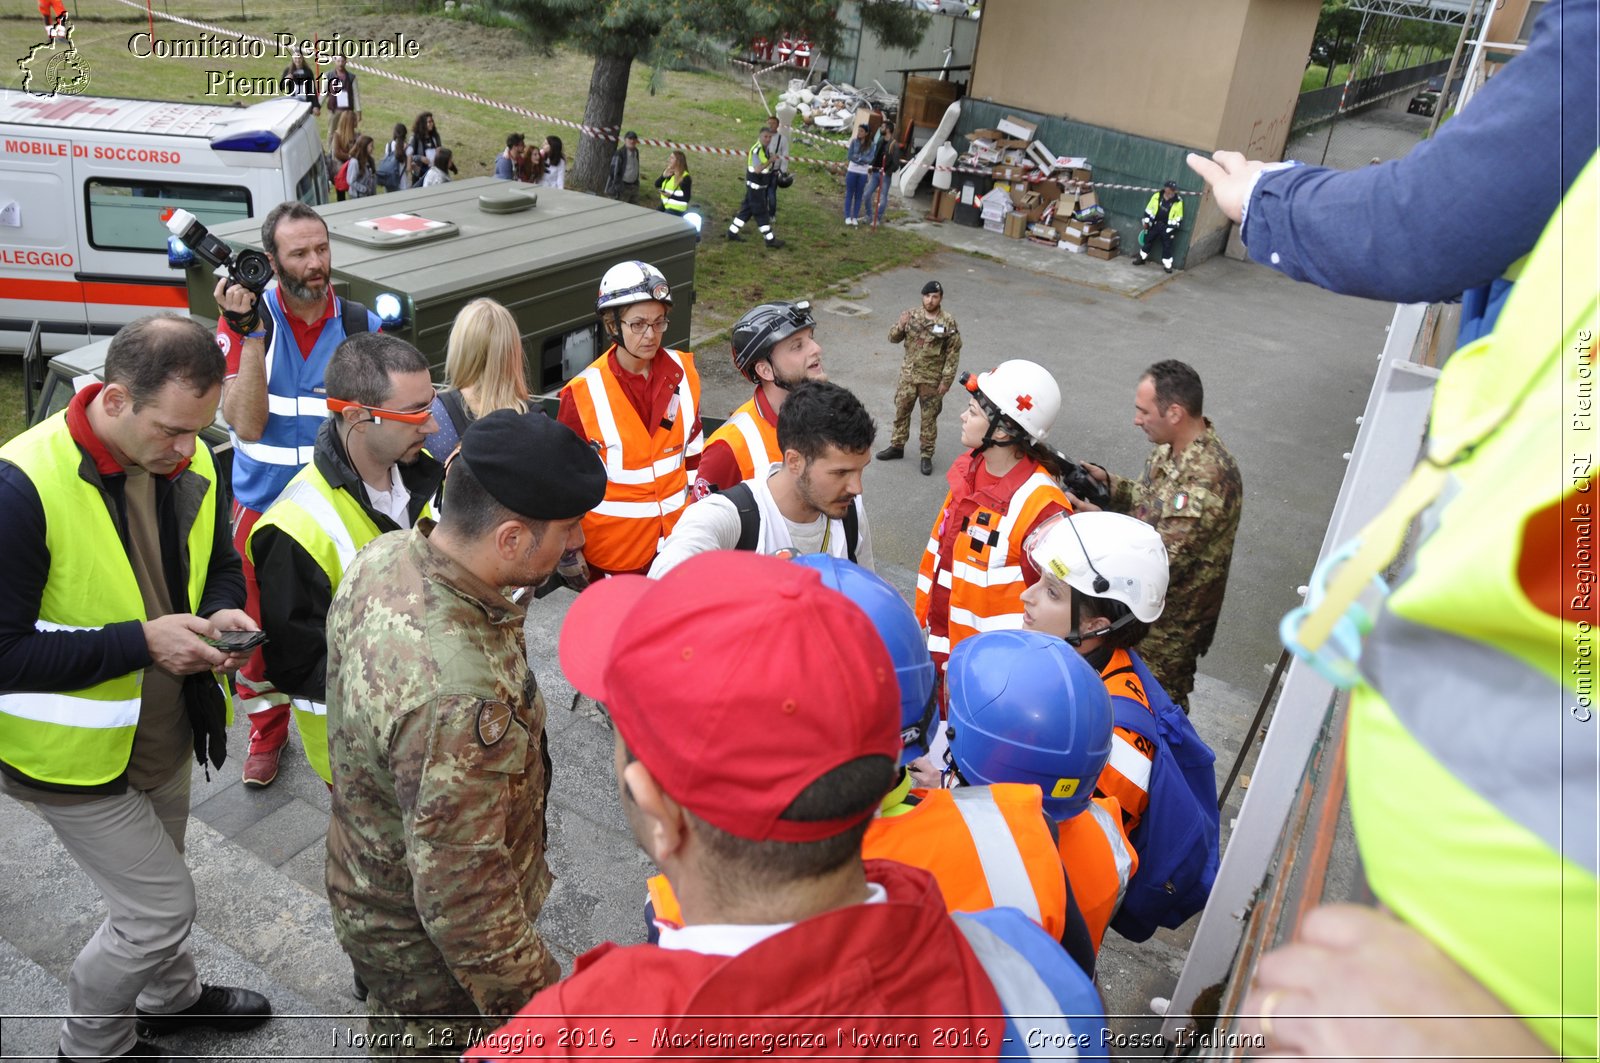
1072, 360, 1241, 711
915, 359, 1072, 691
212, 201, 382, 789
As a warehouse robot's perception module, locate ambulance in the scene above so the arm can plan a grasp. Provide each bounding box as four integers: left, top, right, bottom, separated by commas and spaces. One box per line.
0, 92, 326, 354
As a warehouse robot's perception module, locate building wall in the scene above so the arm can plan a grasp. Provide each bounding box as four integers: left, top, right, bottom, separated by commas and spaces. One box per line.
966, 0, 1320, 265
832, 2, 979, 96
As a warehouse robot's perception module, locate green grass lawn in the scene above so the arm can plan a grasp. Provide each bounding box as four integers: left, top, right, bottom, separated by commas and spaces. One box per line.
1, 0, 938, 440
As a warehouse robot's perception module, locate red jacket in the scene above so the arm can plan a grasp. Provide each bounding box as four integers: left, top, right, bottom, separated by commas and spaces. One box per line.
465, 860, 1008, 1060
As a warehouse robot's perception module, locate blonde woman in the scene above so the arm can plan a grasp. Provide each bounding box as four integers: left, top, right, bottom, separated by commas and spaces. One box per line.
427, 298, 533, 459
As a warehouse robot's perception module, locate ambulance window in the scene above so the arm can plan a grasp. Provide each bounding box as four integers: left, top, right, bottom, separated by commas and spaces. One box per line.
295, 163, 327, 206
85, 179, 251, 253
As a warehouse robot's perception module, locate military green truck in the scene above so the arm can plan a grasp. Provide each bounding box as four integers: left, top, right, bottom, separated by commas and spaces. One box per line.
182, 177, 697, 390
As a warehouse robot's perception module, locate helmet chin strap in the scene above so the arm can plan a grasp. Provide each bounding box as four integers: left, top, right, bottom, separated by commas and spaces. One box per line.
612, 308, 650, 361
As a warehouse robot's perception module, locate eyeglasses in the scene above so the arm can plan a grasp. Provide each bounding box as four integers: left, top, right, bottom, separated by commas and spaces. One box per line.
327, 397, 435, 425
621, 317, 670, 336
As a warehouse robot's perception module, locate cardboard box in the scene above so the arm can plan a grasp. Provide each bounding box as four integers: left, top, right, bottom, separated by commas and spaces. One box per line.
1058, 239, 1086, 253
992, 164, 1028, 183
1027, 222, 1059, 241
1076, 189, 1099, 211
1058, 226, 1089, 245
1089, 229, 1121, 250
1086, 245, 1118, 261
929, 188, 957, 222
1035, 180, 1063, 205
1004, 211, 1028, 239
983, 218, 1004, 233
1008, 184, 1031, 208
998, 115, 1038, 141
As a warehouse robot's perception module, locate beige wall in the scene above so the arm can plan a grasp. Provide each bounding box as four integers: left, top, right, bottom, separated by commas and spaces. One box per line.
970, 0, 1252, 148
1485, 0, 1536, 43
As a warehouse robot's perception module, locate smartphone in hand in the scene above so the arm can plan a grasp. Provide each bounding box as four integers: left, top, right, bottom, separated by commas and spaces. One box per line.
206, 630, 268, 653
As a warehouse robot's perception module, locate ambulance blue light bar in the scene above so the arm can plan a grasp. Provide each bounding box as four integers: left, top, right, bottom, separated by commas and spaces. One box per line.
210, 130, 283, 153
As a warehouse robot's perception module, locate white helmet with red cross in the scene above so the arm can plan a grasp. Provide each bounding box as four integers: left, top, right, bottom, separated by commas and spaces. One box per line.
963, 359, 1061, 443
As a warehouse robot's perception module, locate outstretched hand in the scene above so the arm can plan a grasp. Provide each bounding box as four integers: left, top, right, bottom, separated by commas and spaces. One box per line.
1186, 150, 1269, 224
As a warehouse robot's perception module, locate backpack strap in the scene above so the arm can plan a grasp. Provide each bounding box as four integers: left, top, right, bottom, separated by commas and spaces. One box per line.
724, 482, 760, 551
843, 496, 860, 562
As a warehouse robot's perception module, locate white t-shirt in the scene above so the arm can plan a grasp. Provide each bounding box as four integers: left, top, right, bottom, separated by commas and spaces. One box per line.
364, 468, 412, 527
656, 883, 887, 956
649, 464, 873, 577
537, 159, 566, 189
421, 167, 448, 188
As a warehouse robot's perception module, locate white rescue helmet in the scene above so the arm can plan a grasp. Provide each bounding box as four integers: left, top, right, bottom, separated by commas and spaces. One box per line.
1024, 511, 1169, 623
596, 260, 673, 313
963, 359, 1061, 443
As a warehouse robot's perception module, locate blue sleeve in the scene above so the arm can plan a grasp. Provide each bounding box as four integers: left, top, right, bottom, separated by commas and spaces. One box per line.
0, 463, 151, 692
1242, 0, 1597, 303
365, 309, 383, 331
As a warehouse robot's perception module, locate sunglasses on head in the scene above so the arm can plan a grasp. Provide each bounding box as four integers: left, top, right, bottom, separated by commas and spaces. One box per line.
327, 397, 435, 425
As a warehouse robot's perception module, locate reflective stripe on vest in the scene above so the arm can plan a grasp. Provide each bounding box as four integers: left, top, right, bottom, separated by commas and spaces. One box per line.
247, 461, 408, 784
704, 397, 779, 485
1057, 796, 1137, 952
1343, 154, 1599, 1058
915, 469, 1068, 665
949, 914, 1079, 1059
1095, 648, 1155, 829
565, 348, 701, 573
0, 415, 221, 786
229, 289, 354, 511
660, 172, 688, 213
949, 787, 1043, 925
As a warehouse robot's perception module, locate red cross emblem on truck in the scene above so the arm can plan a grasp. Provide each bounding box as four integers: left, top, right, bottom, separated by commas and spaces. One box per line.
1016, 394, 1033, 411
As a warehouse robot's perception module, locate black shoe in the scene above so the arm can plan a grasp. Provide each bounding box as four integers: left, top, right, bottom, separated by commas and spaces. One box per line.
136, 984, 271, 1036
875, 445, 904, 461
725, 231, 743, 242
1131, 255, 1146, 266
59, 1039, 196, 1061
765, 238, 786, 249
920, 457, 934, 476
1164, 263, 1174, 274
352, 969, 369, 1002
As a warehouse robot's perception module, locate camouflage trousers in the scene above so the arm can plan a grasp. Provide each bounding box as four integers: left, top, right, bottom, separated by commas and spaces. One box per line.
890, 380, 944, 456
1139, 623, 1199, 707
357, 966, 486, 1058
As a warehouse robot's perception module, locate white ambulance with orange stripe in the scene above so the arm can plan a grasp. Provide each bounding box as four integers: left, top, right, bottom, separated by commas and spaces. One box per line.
1, 92, 326, 354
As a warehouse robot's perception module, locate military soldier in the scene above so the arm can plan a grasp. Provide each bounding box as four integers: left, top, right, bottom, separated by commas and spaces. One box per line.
876, 280, 963, 476
1080, 359, 1242, 708
324, 410, 607, 1055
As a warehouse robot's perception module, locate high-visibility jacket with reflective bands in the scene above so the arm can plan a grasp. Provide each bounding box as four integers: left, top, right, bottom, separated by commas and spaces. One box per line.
1143, 192, 1183, 232
915, 457, 1069, 668
0, 415, 227, 787
1346, 153, 1598, 1057
247, 461, 428, 784
1094, 648, 1156, 832
659, 172, 689, 213
746, 143, 772, 189
703, 391, 780, 488
563, 347, 702, 573
648, 784, 1071, 941
230, 289, 368, 512
1057, 796, 1137, 952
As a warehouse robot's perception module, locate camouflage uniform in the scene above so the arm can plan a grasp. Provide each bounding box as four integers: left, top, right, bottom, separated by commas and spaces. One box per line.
887, 306, 963, 457
325, 523, 560, 1056
1108, 420, 1243, 705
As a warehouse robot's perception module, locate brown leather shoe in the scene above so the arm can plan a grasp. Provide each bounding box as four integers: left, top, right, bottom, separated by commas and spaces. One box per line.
241, 746, 281, 788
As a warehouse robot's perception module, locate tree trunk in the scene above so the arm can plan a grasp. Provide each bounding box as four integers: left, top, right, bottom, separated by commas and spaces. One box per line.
574, 51, 635, 195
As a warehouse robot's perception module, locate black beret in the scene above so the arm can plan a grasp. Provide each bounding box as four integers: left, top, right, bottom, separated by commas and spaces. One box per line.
458, 409, 607, 521
921, 280, 943, 296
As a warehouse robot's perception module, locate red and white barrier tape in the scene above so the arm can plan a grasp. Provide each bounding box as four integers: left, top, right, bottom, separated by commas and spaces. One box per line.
103, 0, 1195, 196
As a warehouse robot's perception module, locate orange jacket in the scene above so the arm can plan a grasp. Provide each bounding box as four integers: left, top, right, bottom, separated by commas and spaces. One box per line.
561, 347, 702, 573
699, 389, 780, 493
648, 784, 1070, 941
1094, 647, 1157, 833
915, 454, 1069, 670
1058, 795, 1138, 951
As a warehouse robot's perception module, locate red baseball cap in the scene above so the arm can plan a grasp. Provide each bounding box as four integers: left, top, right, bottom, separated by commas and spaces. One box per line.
559, 552, 901, 843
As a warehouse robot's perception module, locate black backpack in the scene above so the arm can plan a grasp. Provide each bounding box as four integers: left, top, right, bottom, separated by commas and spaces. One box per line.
722, 481, 859, 562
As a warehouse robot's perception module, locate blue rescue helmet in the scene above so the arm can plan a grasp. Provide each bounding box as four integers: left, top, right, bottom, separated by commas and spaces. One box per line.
946, 629, 1113, 819
791, 555, 935, 764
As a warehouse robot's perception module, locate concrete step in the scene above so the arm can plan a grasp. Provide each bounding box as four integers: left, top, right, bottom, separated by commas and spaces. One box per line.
0, 793, 362, 1061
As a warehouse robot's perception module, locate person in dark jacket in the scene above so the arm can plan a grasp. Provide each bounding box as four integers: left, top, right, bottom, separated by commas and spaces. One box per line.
606, 131, 641, 203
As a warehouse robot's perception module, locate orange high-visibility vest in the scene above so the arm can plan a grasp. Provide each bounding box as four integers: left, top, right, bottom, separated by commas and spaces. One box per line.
915, 460, 1069, 668
1058, 795, 1138, 951
647, 784, 1070, 942
1094, 648, 1156, 833
703, 391, 780, 487
563, 347, 702, 573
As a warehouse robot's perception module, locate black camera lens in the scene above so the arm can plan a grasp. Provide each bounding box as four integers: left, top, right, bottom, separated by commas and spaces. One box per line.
233, 250, 274, 294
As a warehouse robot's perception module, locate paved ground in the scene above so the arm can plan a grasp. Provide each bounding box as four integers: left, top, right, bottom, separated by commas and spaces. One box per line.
1284, 91, 1433, 168
0, 219, 1398, 1059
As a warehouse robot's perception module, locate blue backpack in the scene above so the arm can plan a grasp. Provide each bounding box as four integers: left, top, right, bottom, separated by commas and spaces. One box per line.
1103, 652, 1221, 942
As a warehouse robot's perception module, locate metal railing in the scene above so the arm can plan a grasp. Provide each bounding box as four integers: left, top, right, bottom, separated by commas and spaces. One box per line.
1290, 57, 1453, 133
